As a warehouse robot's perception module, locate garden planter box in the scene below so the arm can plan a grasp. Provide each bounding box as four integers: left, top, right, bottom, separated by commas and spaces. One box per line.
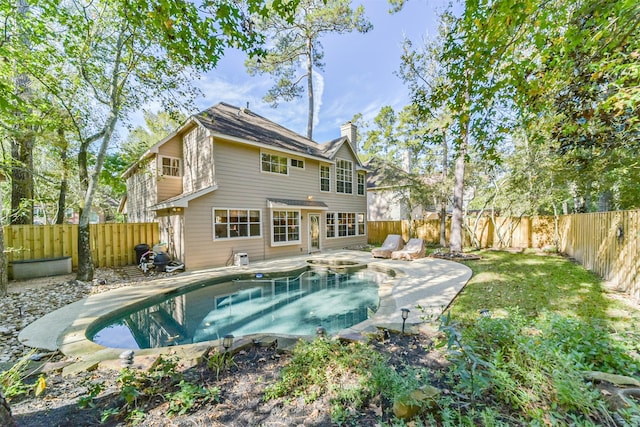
11, 257, 72, 280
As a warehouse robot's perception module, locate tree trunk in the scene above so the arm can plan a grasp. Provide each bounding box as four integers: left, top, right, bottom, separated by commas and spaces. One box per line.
439, 133, 448, 247
55, 128, 68, 225
10, 0, 34, 226
10, 134, 34, 225
0, 184, 7, 297
76, 110, 119, 282
306, 38, 314, 140
76, 209, 94, 281
450, 148, 466, 253
450, 67, 471, 254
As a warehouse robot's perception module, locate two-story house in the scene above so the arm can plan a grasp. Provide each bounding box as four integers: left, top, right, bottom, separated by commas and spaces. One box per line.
123, 102, 367, 269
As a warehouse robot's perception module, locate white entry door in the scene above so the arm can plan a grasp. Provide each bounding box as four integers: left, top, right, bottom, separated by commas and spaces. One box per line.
309, 214, 320, 252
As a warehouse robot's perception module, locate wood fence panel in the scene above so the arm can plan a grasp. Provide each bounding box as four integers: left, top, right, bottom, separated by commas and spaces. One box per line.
557, 210, 640, 303
2, 223, 159, 270
367, 221, 406, 245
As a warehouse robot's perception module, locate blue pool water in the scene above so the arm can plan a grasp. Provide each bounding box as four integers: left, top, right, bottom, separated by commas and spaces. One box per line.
89, 268, 385, 349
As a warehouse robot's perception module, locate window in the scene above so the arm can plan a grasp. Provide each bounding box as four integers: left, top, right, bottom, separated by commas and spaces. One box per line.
338, 213, 356, 236
336, 159, 353, 194
326, 213, 335, 238
357, 172, 365, 195
272, 210, 300, 245
357, 213, 366, 235
261, 153, 288, 175
160, 156, 181, 177
326, 212, 366, 238
291, 158, 304, 169
320, 165, 331, 192
214, 209, 261, 239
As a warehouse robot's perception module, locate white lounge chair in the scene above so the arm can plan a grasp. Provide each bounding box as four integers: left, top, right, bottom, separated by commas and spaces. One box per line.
391, 238, 425, 261
371, 234, 404, 259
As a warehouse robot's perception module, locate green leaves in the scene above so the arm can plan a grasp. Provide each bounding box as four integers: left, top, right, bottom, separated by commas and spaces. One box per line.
245, 0, 371, 138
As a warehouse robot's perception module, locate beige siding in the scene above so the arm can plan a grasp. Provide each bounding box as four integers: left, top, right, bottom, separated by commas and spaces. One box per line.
181, 138, 367, 269
183, 126, 214, 193
125, 160, 157, 223
157, 176, 182, 201
157, 211, 185, 262
156, 137, 183, 200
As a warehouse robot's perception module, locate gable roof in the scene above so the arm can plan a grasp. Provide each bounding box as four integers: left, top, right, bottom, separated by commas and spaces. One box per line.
365, 157, 441, 190
365, 157, 412, 190
197, 103, 364, 167
123, 102, 363, 179
197, 103, 327, 157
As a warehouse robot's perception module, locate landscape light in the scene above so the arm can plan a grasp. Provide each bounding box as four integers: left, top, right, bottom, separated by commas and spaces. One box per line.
223, 334, 234, 351
401, 308, 410, 334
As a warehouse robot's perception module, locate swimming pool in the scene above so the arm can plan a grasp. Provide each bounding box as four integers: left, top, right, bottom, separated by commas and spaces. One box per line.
89, 267, 387, 349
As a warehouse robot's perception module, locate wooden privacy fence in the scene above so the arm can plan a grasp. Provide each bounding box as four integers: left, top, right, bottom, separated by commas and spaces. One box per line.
3, 223, 159, 270
369, 210, 640, 302
367, 219, 451, 245
557, 211, 639, 303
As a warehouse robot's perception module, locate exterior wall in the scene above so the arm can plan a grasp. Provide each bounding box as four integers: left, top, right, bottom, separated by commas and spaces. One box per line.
367, 187, 425, 221
181, 138, 367, 269
156, 137, 183, 201
125, 159, 157, 223
157, 210, 185, 262
182, 126, 214, 194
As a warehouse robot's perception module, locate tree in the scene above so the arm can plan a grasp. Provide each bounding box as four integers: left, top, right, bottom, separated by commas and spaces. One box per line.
410, 1, 542, 253
398, 37, 454, 247
246, 0, 371, 139
514, 0, 640, 211
18, 0, 300, 281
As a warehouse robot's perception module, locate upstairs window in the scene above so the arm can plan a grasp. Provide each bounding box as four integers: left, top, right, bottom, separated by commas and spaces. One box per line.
336, 159, 353, 194
291, 158, 305, 169
357, 172, 365, 195
160, 156, 182, 177
320, 165, 331, 192
261, 153, 288, 175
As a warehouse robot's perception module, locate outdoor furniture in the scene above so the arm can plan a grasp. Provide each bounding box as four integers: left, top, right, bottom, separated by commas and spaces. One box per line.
391, 238, 425, 261
371, 234, 404, 258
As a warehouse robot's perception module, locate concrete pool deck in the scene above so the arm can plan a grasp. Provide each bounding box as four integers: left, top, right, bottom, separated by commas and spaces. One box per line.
18, 250, 472, 369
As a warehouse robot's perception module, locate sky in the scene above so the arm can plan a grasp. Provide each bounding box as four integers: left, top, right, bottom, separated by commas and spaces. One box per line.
170, 0, 448, 144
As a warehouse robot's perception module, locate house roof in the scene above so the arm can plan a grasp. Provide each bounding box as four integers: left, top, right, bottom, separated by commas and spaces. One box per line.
196, 103, 332, 158
365, 157, 413, 190
150, 185, 218, 210
365, 157, 442, 190
267, 198, 329, 210
122, 102, 364, 179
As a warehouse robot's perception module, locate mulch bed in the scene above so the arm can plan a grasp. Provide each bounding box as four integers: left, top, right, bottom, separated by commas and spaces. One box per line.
10, 329, 447, 426
429, 251, 482, 261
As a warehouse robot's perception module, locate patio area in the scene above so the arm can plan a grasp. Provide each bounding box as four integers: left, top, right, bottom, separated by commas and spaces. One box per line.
18, 250, 472, 372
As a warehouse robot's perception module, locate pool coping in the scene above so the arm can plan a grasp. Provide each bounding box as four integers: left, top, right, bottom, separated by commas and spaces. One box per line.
18, 250, 472, 365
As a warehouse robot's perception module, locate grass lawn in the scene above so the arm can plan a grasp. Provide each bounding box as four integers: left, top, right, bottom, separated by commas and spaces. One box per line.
438, 250, 640, 425
451, 250, 640, 330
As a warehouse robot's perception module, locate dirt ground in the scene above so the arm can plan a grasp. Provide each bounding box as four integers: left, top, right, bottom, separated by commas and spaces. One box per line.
3, 272, 448, 427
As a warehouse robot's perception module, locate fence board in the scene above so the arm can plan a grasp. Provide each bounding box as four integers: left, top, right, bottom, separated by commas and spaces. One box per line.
2, 223, 159, 271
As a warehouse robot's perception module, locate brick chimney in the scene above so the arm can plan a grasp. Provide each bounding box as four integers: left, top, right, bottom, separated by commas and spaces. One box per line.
340, 122, 358, 154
